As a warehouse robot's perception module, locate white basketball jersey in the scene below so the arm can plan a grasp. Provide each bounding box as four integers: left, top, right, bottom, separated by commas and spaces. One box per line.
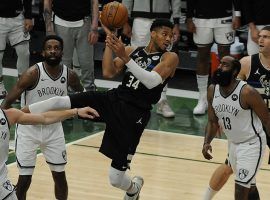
0, 109, 9, 182
21, 62, 68, 106
212, 81, 264, 143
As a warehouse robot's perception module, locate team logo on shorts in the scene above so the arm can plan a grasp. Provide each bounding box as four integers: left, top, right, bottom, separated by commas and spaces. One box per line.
225, 32, 234, 43
62, 150, 67, 161
0, 118, 6, 125
3, 180, 13, 191
61, 77, 66, 84
231, 94, 238, 101
238, 168, 249, 180
23, 32, 29, 38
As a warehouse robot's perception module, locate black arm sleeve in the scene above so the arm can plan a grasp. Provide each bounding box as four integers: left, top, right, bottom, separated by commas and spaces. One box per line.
232, 0, 241, 11
23, 0, 32, 19
186, 0, 196, 18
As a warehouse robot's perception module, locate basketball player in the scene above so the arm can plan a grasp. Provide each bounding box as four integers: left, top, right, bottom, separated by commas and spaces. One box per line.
23, 19, 178, 199
0, 0, 33, 98
1, 35, 84, 200
186, 0, 241, 115
203, 56, 270, 200
0, 106, 98, 200
202, 26, 270, 200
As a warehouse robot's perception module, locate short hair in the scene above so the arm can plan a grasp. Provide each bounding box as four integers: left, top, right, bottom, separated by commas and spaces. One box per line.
150, 19, 174, 31
42, 35, 64, 50
231, 57, 241, 76
261, 26, 270, 32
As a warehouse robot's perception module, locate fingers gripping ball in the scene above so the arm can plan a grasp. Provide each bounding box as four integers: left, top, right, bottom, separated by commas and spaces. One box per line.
100, 1, 128, 30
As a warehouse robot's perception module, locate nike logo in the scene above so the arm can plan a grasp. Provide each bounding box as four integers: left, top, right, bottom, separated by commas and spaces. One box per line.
41, 78, 48, 81
255, 69, 260, 75
215, 95, 220, 98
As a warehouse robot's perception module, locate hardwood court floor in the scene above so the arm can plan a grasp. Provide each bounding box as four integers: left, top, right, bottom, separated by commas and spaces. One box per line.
7, 130, 270, 200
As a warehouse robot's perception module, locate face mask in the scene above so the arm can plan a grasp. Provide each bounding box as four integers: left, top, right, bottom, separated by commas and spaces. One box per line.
44, 56, 62, 66
212, 68, 233, 87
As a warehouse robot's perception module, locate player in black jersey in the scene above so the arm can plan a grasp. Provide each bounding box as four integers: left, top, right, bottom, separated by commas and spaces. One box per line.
23, 19, 179, 200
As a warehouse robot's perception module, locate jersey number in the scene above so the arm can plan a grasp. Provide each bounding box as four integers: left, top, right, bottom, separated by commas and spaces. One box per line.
126, 75, 140, 90
222, 117, 232, 130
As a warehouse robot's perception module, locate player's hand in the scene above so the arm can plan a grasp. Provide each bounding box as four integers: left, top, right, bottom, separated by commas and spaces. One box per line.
88, 30, 99, 45
202, 143, 213, 160
186, 18, 196, 33
24, 19, 33, 32
77, 107, 100, 119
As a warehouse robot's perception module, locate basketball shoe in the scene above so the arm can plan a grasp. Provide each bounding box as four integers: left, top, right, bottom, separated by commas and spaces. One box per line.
124, 176, 144, 200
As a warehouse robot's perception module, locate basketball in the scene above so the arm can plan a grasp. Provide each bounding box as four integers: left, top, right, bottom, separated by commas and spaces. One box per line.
100, 1, 128, 29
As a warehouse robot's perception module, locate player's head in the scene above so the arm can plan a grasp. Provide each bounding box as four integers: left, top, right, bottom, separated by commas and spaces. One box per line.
149, 19, 174, 52
258, 26, 270, 53
42, 35, 64, 67
212, 56, 241, 87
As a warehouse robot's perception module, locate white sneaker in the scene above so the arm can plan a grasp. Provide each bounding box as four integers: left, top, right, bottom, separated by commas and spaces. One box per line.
124, 176, 144, 200
0, 82, 7, 99
156, 100, 175, 118
193, 99, 208, 115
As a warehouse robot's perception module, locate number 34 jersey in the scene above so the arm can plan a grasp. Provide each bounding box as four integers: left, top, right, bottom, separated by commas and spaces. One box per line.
212, 81, 264, 143
117, 47, 170, 110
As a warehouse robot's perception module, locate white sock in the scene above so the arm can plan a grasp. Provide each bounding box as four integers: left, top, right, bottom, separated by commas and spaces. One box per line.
202, 186, 218, 200
158, 84, 168, 103
197, 75, 209, 101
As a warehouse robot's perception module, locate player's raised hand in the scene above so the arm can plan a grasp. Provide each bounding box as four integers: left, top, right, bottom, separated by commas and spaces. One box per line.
202, 143, 213, 160
77, 107, 100, 119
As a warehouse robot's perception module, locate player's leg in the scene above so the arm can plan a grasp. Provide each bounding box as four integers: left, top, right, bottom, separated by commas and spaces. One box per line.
203, 162, 233, 200
15, 126, 39, 200
42, 126, 68, 200
192, 20, 213, 115
8, 13, 30, 78
235, 183, 250, 200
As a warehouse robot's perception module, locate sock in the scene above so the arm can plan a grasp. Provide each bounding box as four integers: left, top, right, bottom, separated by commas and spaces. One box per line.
203, 186, 218, 200
197, 75, 209, 101
158, 84, 168, 103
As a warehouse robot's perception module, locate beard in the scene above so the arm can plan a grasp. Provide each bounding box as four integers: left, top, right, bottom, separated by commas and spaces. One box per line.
212, 68, 233, 87
44, 56, 62, 66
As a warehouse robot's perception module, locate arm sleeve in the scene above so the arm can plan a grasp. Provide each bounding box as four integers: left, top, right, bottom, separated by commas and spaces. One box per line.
23, 0, 32, 19
29, 96, 71, 113
171, 0, 181, 24
125, 59, 163, 89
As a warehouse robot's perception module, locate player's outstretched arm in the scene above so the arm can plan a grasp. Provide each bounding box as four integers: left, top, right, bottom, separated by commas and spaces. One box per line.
6, 107, 99, 126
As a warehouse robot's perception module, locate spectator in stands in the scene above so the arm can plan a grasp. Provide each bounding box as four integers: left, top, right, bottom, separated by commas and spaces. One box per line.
43, 0, 99, 91
122, 0, 181, 118
0, 0, 33, 98
186, 0, 241, 115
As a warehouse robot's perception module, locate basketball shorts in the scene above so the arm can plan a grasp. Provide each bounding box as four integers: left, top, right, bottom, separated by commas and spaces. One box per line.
193, 17, 235, 46
0, 14, 30, 51
69, 90, 151, 168
228, 133, 266, 188
0, 179, 17, 200
15, 123, 67, 175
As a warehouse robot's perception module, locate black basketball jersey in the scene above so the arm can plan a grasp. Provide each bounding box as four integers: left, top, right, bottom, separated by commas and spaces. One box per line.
247, 53, 270, 109
116, 47, 170, 110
